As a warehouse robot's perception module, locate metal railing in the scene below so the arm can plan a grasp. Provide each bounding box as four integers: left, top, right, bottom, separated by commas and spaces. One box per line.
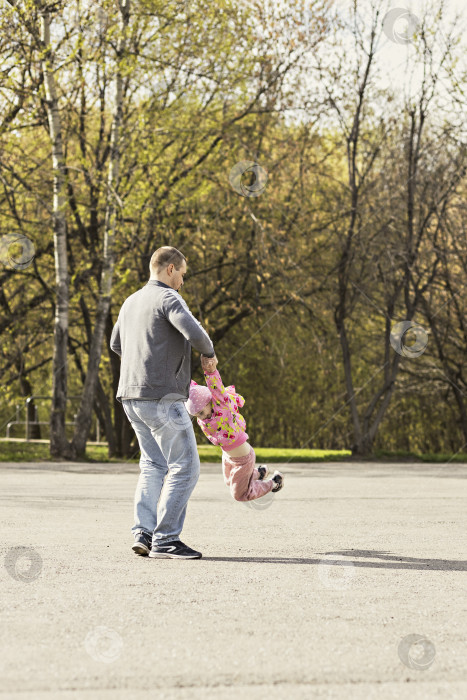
5, 395, 101, 442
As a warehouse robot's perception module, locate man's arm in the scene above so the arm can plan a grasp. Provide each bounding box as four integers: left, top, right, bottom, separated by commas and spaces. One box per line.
110, 318, 122, 357
163, 290, 215, 357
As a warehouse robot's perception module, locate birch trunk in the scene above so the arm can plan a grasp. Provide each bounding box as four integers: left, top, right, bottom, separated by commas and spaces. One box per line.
40, 9, 73, 458
72, 0, 131, 457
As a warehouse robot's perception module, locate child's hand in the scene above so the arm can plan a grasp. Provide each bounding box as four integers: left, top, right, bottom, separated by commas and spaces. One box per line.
201, 354, 218, 373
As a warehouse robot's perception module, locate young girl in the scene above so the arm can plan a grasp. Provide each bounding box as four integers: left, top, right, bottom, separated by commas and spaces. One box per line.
186, 355, 284, 502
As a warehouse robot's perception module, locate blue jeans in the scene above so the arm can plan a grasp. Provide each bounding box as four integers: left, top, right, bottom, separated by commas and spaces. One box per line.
122, 398, 200, 545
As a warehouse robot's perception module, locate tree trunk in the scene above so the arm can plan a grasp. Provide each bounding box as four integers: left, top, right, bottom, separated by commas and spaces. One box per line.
452, 383, 467, 445
17, 368, 41, 440
96, 378, 117, 456
104, 311, 132, 458
72, 0, 131, 457
40, 9, 73, 459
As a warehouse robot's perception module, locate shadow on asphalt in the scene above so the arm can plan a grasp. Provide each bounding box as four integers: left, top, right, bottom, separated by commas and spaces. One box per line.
203, 551, 467, 571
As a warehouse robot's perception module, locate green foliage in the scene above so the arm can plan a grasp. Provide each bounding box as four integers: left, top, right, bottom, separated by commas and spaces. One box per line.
0, 0, 466, 457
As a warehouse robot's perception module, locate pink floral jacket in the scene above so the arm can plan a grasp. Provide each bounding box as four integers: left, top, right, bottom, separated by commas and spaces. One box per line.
196, 370, 249, 451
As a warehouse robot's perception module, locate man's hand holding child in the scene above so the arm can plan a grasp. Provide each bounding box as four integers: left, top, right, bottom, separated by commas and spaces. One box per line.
201, 354, 218, 373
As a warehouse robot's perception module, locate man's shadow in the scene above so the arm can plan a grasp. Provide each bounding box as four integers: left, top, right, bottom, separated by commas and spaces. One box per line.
203, 550, 467, 571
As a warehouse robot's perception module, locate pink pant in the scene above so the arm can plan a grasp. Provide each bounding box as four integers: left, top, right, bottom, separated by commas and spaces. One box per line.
222, 446, 274, 502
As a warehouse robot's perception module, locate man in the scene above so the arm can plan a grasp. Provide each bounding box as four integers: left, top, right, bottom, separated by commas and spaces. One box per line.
110, 246, 215, 559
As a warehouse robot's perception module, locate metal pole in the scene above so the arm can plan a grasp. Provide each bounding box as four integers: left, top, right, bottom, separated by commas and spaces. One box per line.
26, 398, 30, 441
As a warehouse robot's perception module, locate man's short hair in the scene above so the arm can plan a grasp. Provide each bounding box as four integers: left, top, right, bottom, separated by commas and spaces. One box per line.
149, 246, 186, 276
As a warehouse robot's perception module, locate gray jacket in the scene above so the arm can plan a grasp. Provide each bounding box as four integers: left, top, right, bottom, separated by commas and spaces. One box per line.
110, 280, 214, 402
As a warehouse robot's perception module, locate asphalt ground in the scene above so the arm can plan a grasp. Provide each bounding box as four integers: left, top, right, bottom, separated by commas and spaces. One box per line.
1, 460, 466, 699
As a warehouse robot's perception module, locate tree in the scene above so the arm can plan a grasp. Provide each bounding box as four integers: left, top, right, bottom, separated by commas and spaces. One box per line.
306, 0, 466, 454
71, 0, 131, 457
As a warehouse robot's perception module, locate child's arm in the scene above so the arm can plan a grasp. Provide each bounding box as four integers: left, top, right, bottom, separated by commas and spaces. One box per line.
201, 355, 226, 405
203, 368, 228, 407
201, 356, 243, 413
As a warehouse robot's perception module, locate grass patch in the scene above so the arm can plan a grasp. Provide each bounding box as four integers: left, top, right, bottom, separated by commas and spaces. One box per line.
0, 441, 121, 463
0, 440, 350, 463
0, 440, 53, 462
197, 445, 351, 463
1, 440, 465, 464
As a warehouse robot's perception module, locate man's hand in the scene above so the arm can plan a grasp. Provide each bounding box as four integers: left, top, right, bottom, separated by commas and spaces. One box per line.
201, 354, 218, 373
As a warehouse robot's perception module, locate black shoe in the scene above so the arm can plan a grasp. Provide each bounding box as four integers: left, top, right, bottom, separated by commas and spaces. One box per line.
149, 540, 202, 559
132, 531, 152, 556
257, 465, 269, 481
271, 471, 284, 493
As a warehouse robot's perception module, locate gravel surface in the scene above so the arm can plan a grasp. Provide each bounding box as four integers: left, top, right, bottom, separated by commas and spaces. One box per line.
1, 460, 466, 699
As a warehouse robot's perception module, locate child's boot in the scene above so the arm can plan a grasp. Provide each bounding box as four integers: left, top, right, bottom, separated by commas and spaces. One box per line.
257, 465, 269, 481
271, 471, 284, 492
